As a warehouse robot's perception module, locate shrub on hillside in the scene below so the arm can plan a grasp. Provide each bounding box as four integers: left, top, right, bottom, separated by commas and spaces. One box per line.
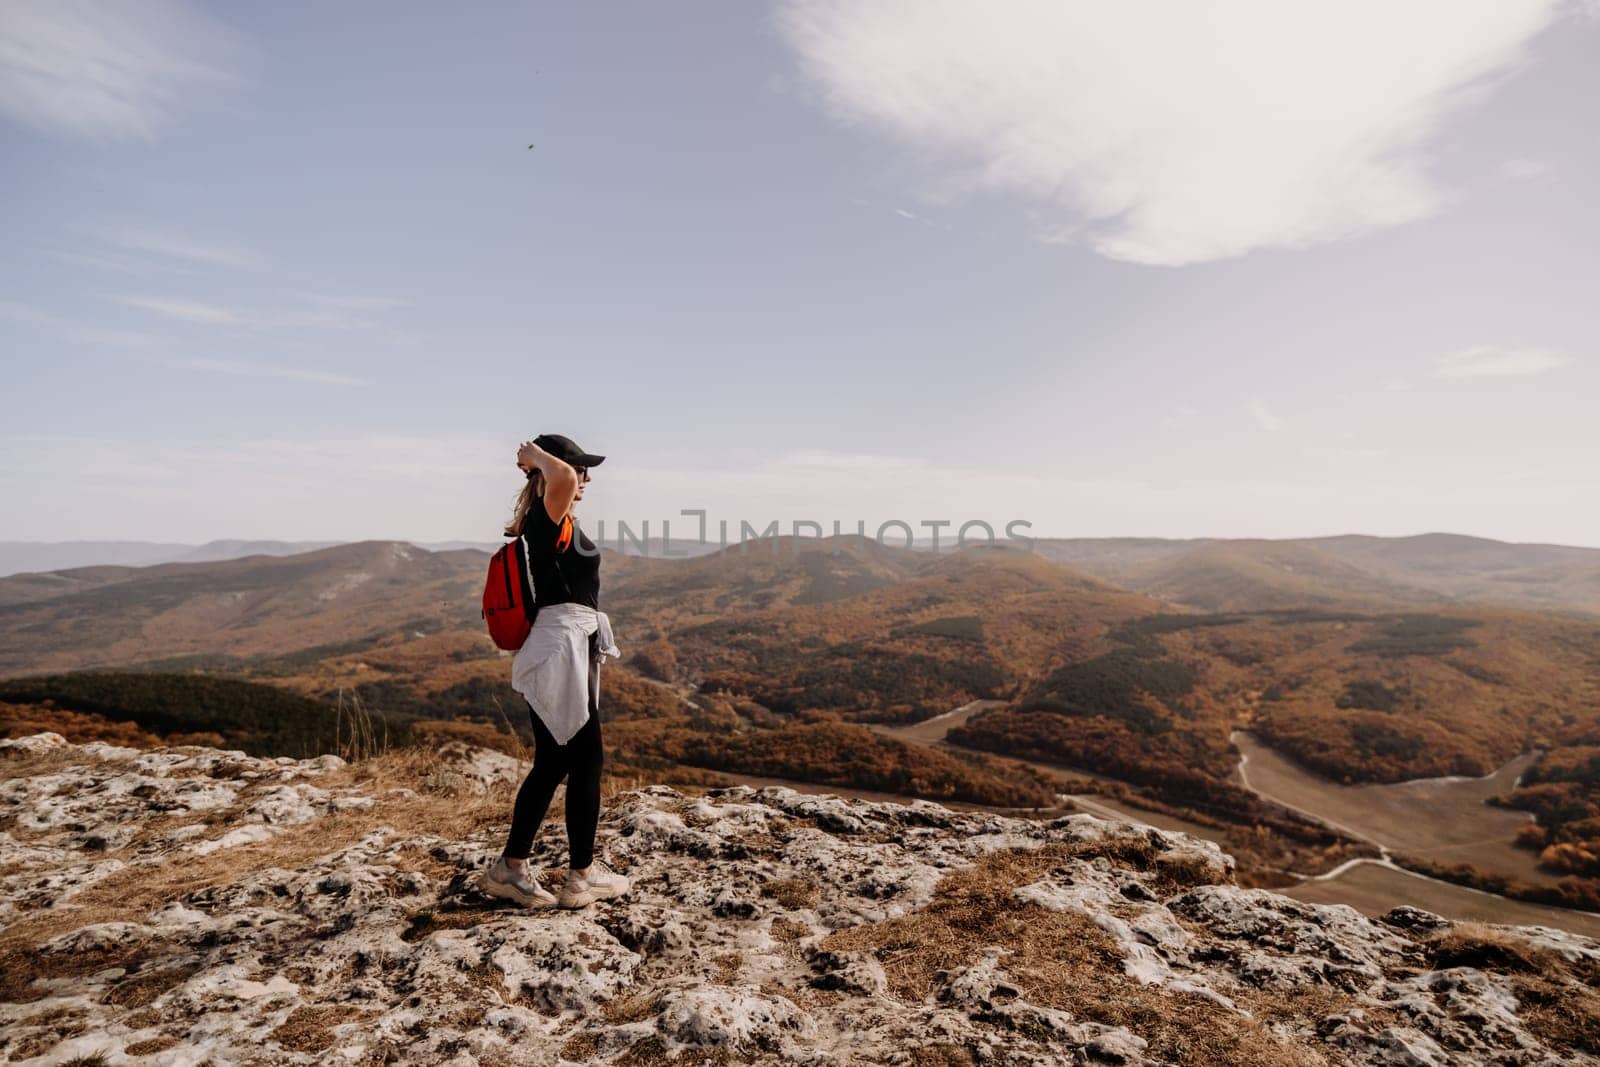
948, 707, 1317, 832
629, 638, 679, 681
895, 616, 985, 642
699, 646, 1004, 719
0, 672, 407, 758
1017, 649, 1194, 735
674, 720, 1055, 807
1335, 679, 1403, 713
1347, 614, 1480, 658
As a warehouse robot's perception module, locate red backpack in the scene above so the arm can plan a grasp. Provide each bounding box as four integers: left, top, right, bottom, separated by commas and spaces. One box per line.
482, 538, 535, 650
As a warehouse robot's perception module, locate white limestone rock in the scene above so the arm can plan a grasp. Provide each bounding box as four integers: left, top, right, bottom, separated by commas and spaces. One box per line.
1, 733, 1596, 1067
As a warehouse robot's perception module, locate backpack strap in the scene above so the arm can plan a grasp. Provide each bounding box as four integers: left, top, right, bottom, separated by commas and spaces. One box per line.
521, 511, 576, 606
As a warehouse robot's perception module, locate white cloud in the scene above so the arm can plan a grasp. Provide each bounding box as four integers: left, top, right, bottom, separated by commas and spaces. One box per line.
114, 293, 408, 335
1433, 345, 1572, 378
1161, 404, 1202, 428
0, 433, 509, 540
1500, 157, 1555, 181
0, 0, 242, 140
297, 294, 407, 312
1249, 398, 1284, 432
161, 357, 369, 387
0, 299, 162, 348
99, 227, 260, 268
1383, 377, 1414, 392
0, 300, 54, 326
47, 247, 176, 276
777, 0, 1563, 265
116, 296, 243, 325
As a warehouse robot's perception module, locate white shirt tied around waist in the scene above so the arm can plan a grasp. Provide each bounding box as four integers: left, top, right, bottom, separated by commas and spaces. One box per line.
511, 602, 621, 745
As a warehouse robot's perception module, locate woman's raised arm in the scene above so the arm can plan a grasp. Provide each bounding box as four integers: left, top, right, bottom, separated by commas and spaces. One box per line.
517, 439, 579, 522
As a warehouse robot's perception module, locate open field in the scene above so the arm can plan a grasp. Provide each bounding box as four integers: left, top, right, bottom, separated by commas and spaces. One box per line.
872, 698, 1007, 744
871, 702, 1130, 788
1285, 858, 1600, 938
1231, 729, 1551, 886
871, 697, 1600, 936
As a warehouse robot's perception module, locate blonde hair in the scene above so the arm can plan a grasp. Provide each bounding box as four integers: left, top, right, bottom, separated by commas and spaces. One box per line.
505, 470, 545, 537
505, 467, 584, 536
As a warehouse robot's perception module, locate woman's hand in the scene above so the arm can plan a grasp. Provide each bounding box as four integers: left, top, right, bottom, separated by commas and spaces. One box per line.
516, 439, 542, 472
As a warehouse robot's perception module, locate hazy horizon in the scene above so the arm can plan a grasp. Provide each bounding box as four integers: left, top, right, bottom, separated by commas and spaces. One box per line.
4, 2, 1597, 546
6, 525, 1600, 554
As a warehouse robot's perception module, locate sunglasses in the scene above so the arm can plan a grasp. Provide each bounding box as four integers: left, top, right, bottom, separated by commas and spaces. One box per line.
524, 464, 591, 480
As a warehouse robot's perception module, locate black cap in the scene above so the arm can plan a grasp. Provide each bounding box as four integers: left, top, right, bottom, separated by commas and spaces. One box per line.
534, 433, 606, 468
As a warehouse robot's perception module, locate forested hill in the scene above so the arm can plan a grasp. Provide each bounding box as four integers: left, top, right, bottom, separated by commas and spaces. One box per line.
1031, 532, 1600, 616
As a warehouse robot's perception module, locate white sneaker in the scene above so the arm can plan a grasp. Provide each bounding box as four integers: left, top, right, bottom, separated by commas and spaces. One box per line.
481, 857, 557, 908
559, 859, 630, 908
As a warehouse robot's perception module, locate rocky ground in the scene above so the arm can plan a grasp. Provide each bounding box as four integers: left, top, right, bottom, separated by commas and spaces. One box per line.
1, 732, 1598, 1066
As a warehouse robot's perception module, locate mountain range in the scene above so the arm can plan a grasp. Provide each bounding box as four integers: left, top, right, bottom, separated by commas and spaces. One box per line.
3, 531, 1599, 917
1032, 532, 1600, 616
0, 536, 729, 579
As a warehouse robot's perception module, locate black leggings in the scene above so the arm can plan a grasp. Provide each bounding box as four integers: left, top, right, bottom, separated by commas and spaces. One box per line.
502, 633, 602, 868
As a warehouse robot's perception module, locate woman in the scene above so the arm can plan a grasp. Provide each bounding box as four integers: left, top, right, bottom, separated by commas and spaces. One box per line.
480, 433, 630, 909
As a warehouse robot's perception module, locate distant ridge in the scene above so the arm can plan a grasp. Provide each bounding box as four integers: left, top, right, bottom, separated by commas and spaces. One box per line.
0, 536, 727, 577
1032, 532, 1600, 617
7, 531, 1600, 613
0, 540, 336, 578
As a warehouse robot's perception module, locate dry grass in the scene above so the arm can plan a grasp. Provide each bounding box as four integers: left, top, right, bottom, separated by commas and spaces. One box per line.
0, 703, 163, 748
14, 1006, 86, 1029
0, 932, 183, 1006
271, 1005, 375, 1053
1045, 833, 1232, 895
1418, 922, 1600, 1057
821, 844, 1334, 1067
0, 738, 664, 998
559, 1030, 601, 1062
400, 899, 518, 943
600, 991, 661, 1026
329, 689, 392, 763
761, 876, 821, 910
0, 746, 517, 967
0, 739, 119, 783
388, 843, 464, 885
121, 1008, 161, 1031
710, 952, 742, 984
905, 1046, 975, 1067
459, 958, 510, 1003
1420, 921, 1598, 982
1510, 975, 1600, 1056
613, 1036, 732, 1066
123, 1036, 181, 1056
8, 1024, 86, 1062
101, 963, 202, 1008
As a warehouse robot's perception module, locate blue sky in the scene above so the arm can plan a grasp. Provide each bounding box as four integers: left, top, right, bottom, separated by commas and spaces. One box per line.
2, 1, 1597, 547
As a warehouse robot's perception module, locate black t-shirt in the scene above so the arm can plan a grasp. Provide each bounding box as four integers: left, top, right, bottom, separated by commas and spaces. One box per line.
521, 499, 600, 610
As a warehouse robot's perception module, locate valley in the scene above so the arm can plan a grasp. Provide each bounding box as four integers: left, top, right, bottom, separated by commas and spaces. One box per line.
1230, 729, 1549, 885
3, 532, 1599, 933
883, 699, 1600, 937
